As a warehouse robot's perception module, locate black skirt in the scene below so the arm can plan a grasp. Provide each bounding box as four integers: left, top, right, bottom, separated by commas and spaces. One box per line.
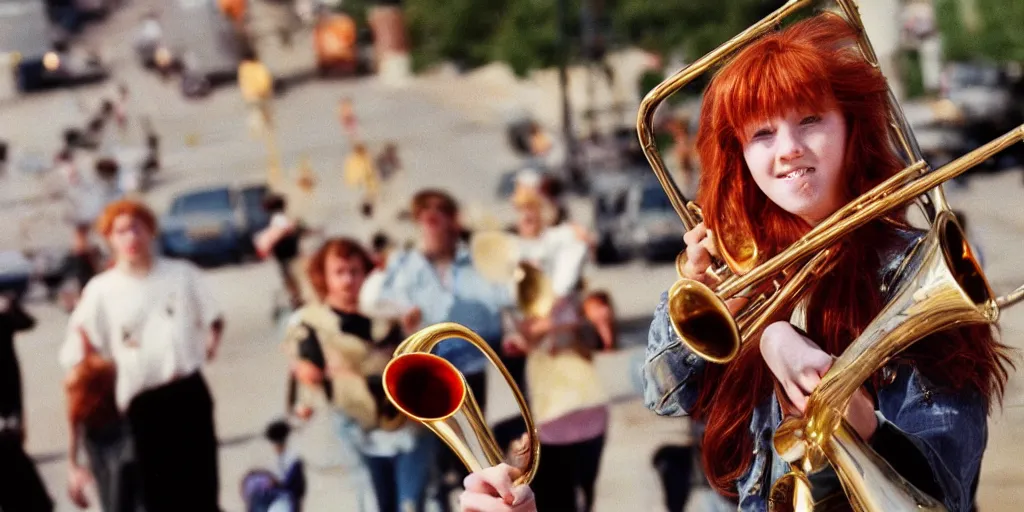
126, 372, 220, 512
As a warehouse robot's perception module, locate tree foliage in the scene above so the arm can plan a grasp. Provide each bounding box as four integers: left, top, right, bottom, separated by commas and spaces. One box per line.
402, 0, 786, 76
935, 0, 1024, 63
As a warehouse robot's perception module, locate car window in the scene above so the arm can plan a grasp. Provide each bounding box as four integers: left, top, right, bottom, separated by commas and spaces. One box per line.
639, 185, 673, 212
172, 189, 232, 214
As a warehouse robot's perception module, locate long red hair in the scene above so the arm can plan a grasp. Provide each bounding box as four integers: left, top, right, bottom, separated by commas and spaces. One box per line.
691, 13, 1013, 498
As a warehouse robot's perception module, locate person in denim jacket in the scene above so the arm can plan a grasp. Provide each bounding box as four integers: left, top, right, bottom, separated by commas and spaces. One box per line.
376, 189, 513, 512
455, 13, 1014, 512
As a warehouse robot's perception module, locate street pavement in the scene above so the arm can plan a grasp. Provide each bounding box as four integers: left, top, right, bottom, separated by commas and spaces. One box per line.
1, 2, 1023, 511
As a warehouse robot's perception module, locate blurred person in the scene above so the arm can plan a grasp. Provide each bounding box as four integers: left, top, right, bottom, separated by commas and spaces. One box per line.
375, 189, 512, 512
338, 97, 359, 141
502, 188, 607, 512
60, 199, 225, 512
581, 290, 617, 352
239, 49, 275, 135
55, 147, 80, 188
64, 325, 140, 512
0, 139, 8, 178
0, 292, 55, 511
344, 143, 379, 219
241, 420, 307, 512
359, 232, 395, 316
537, 176, 596, 252
284, 238, 432, 512
59, 223, 105, 313
375, 143, 402, 183
114, 84, 130, 133
134, 12, 163, 62
527, 122, 553, 167
255, 194, 305, 309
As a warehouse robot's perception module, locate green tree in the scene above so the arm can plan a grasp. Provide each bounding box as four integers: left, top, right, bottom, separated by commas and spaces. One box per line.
401, 0, 787, 75
936, 0, 1024, 63
404, 0, 509, 72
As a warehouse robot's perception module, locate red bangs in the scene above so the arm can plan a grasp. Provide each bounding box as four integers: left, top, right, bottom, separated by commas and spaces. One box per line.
719, 41, 836, 142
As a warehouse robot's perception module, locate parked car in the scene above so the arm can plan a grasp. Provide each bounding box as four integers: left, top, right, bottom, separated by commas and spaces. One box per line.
159, 183, 270, 266
1, 0, 109, 92
593, 172, 683, 264
908, 61, 1024, 183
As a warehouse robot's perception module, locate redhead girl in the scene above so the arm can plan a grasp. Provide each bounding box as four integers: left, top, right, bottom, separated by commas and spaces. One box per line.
456, 13, 1013, 512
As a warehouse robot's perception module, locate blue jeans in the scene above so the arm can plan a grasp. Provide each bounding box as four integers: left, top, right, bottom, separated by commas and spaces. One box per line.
361, 431, 435, 512
332, 412, 373, 512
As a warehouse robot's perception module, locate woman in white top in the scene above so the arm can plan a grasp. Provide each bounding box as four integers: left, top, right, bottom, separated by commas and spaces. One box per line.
502, 187, 609, 512
60, 199, 225, 512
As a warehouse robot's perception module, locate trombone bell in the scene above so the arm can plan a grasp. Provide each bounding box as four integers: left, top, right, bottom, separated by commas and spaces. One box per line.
383, 353, 505, 473
382, 323, 541, 485
667, 278, 739, 363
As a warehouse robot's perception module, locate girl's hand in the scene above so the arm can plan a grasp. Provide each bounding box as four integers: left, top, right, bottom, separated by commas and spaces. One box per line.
680, 222, 720, 286
760, 321, 878, 441
459, 463, 537, 512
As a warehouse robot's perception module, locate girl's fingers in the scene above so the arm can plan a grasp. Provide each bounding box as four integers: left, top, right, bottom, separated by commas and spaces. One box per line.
459, 492, 511, 512
703, 229, 721, 258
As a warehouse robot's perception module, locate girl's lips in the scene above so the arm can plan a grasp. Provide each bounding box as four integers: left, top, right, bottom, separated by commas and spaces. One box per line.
779, 167, 815, 180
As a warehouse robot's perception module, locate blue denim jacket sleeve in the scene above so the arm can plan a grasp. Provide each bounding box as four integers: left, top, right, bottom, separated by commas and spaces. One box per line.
873, 365, 988, 512
642, 291, 707, 416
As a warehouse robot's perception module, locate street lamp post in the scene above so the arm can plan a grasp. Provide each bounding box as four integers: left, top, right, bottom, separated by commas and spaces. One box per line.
556, 0, 583, 191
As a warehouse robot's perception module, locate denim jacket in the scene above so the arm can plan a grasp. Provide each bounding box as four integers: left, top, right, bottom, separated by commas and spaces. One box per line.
377, 243, 513, 376
642, 227, 989, 511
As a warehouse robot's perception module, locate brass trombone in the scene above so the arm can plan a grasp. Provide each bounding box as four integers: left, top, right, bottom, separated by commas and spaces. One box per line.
382, 323, 541, 483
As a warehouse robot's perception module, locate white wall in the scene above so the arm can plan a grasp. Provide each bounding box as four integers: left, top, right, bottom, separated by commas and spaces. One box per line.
857, 0, 906, 99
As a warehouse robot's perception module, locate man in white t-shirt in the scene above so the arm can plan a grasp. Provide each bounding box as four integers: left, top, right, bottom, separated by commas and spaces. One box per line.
60, 199, 224, 512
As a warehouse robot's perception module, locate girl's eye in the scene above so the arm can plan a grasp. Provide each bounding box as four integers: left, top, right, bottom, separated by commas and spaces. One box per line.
801, 115, 822, 125
751, 128, 773, 139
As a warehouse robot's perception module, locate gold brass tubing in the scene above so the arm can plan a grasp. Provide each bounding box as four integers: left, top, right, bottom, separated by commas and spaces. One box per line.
384, 322, 541, 485
739, 250, 836, 344
996, 284, 1024, 309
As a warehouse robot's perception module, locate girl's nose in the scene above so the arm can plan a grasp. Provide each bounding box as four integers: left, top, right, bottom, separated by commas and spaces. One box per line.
776, 127, 806, 162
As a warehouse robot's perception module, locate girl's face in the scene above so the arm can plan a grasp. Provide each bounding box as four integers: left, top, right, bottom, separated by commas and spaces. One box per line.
741, 107, 848, 227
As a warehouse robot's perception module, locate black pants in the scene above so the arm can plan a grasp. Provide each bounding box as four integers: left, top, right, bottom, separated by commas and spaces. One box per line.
433, 371, 487, 512
492, 354, 528, 456
0, 433, 53, 512
530, 435, 606, 512
126, 373, 220, 512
